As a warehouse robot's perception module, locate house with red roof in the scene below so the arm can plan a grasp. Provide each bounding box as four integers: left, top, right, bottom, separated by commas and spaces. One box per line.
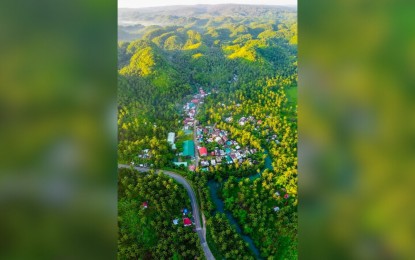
183, 217, 192, 226
142, 202, 148, 209
188, 165, 196, 172
198, 147, 208, 156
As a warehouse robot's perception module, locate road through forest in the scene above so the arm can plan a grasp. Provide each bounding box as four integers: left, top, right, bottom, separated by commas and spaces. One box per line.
118, 164, 215, 260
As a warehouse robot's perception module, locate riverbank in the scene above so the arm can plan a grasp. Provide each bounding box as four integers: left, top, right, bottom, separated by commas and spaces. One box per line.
206, 150, 273, 259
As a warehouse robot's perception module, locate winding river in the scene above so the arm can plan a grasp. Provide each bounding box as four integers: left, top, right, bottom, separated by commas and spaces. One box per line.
208, 150, 273, 259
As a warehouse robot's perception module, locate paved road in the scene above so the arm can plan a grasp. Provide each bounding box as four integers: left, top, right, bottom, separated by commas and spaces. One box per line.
192, 105, 209, 245
193, 104, 200, 167
118, 164, 215, 260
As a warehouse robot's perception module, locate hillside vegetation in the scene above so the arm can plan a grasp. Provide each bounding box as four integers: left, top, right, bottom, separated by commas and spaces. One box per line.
118, 4, 297, 259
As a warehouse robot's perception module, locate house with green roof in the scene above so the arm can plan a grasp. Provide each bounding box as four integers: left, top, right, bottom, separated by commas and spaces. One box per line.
182, 140, 195, 157
174, 162, 188, 167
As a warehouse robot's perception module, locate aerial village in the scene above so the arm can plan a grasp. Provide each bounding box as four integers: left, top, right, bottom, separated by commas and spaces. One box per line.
134, 86, 279, 172
166, 87, 264, 172
195, 125, 259, 170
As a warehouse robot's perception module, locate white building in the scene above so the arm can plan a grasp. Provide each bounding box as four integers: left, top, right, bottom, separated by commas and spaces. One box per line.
167, 132, 175, 149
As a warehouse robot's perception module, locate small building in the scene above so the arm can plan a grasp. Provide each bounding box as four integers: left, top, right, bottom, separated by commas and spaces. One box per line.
284, 194, 290, 199
142, 202, 148, 209
188, 165, 196, 172
173, 218, 179, 225
226, 155, 233, 164
184, 118, 194, 124
183, 218, 192, 226
273, 206, 280, 212
167, 132, 175, 145
200, 160, 209, 167
199, 147, 208, 156
183, 208, 189, 215
174, 162, 188, 167
211, 159, 216, 166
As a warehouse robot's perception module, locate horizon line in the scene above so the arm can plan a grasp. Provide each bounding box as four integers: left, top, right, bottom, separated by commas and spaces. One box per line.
118, 3, 297, 9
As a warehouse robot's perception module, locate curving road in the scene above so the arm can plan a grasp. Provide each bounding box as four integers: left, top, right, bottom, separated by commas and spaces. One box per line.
118, 164, 214, 260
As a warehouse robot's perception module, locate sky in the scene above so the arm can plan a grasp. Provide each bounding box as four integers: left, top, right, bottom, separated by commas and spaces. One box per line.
119, 0, 297, 8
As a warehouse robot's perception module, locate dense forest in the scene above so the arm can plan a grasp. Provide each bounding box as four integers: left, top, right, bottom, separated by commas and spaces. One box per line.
118, 4, 297, 259
118, 168, 203, 259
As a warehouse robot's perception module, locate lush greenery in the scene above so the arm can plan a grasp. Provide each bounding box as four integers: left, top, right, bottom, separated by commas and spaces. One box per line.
118, 4, 297, 259
118, 168, 203, 259
206, 213, 254, 259
222, 174, 297, 259
196, 77, 298, 258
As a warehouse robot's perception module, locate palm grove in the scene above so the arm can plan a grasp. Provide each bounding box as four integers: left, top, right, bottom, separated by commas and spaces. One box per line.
117, 5, 297, 259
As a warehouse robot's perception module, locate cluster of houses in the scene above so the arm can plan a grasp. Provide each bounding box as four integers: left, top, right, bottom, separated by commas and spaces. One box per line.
138, 149, 151, 159
238, 116, 263, 126
142, 202, 194, 227
226, 115, 281, 145
195, 125, 260, 169
174, 88, 211, 171
134, 149, 152, 167
225, 115, 263, 127
172, 208, 194, 227
182, 88, 209, 131
267, 134, 280, 144
273, 191, 292, 213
